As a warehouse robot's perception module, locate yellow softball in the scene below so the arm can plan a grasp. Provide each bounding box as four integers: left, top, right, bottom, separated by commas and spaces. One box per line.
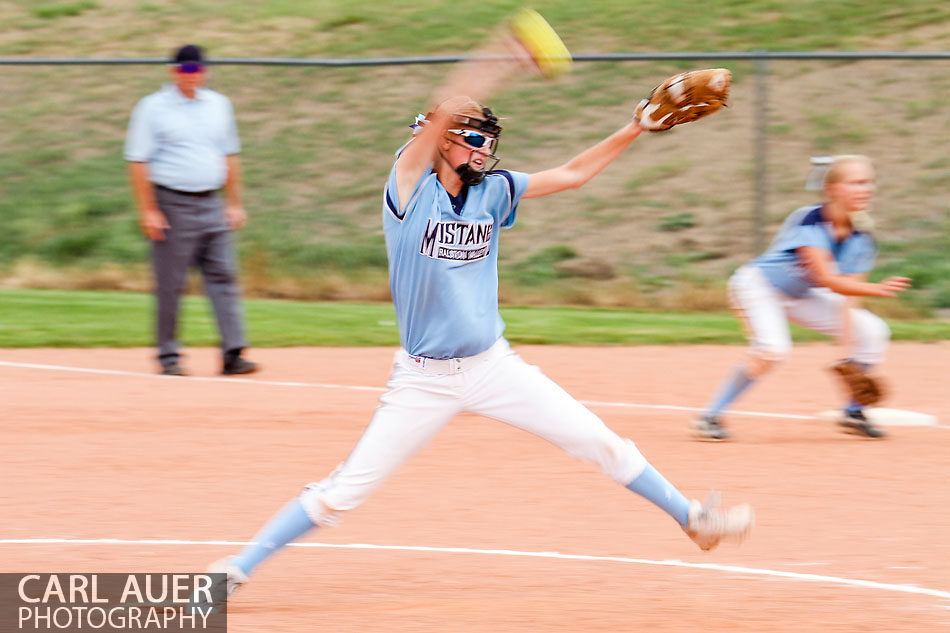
509, 8, 573, 79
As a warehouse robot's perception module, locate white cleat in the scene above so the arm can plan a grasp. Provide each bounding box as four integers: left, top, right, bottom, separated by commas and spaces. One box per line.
684, 493, 754, 551
192, 557, 248, 613
208, 556, 248, 598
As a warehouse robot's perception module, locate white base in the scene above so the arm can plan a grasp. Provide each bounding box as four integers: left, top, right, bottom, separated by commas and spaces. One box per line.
816, 407, 938, 427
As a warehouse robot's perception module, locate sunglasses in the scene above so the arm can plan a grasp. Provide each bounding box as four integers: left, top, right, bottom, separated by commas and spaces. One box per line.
176, 63, 204, 74
447, 129, 498, 151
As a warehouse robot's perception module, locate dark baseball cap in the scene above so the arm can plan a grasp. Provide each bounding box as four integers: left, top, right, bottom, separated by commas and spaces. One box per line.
172, 44, 204, 64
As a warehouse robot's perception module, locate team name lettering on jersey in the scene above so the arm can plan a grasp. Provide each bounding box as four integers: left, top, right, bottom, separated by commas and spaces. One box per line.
419, 219, 494, 262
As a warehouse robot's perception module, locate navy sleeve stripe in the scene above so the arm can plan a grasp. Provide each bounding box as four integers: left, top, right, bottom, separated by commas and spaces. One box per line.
493, 169, 516, 214
800, 205, 824, 226
385, 187, 405, 220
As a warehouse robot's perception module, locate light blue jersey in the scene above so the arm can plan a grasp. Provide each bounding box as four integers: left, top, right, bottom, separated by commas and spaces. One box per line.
382, 164, 529, 359
125, 84, 240, 191
754, 204, 877, 298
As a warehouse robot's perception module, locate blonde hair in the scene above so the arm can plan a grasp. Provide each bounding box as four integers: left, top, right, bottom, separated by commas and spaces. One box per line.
429, 96, 487, 121
825, 154, 873, 185
454, 100, 488, 120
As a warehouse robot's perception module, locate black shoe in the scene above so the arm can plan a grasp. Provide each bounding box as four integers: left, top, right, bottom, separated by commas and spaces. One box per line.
222, 356, 259, 376
691, 413, 732, 441
161, 363, 189, 376
837, 410, 885, 439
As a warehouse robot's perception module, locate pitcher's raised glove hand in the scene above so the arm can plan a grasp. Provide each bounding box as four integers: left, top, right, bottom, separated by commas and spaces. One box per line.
634, 68, 732, 131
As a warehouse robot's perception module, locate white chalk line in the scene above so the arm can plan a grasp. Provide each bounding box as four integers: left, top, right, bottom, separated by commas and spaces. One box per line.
1, 362, 947, 600
1, 538, 948, 602
0, 360, 943, 427
0, 361, 384, 392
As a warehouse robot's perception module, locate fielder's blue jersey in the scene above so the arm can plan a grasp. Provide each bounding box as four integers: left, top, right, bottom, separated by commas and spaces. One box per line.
382, 164, 530, 359
753, 204, 877, 298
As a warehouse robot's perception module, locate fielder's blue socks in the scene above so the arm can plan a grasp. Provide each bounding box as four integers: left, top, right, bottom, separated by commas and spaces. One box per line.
231, 498, 316, 576
705, 366, 756, 415
626, 463, 691, 528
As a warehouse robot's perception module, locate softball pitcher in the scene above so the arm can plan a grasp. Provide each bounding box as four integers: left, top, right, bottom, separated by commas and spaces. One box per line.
203, 18, 753, 602
693, 155, 911, 441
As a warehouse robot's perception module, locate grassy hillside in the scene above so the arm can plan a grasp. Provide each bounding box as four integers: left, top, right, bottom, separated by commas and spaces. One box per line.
1, 1, 949, 315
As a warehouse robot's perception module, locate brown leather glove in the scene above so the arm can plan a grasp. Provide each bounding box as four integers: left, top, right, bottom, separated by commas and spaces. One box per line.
634, 68, 732, 131
830, 359, 886, 407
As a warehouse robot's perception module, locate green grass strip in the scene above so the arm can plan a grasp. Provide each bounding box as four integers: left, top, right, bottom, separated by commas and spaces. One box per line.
1, 288, 948, 348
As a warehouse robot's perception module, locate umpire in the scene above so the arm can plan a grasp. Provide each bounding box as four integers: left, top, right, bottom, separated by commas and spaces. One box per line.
125, 44, 258, 376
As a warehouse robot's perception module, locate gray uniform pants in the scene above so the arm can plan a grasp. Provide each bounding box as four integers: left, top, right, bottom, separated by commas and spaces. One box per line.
152, 186, 247, 363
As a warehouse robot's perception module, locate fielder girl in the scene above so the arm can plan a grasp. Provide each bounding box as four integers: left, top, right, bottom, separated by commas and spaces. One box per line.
693, 155, 911, 441
205, 29, 753, 601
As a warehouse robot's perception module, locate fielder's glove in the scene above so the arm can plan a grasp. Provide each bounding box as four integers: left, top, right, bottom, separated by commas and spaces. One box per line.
634, 68, 732, 131
830, 359, 886, 407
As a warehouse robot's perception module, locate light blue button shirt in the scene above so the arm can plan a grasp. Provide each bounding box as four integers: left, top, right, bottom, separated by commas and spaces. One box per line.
124, 84, 240, 192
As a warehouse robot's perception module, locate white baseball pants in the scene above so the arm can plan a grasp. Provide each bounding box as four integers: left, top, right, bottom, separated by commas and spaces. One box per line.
300, 338, 647, 526
728, 264, 890, 365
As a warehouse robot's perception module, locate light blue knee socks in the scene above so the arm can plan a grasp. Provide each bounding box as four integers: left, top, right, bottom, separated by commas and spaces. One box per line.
626, 463, 691, 528
232, 472, 692, 574
705, 366, 756, 416
231, 498, 316, 576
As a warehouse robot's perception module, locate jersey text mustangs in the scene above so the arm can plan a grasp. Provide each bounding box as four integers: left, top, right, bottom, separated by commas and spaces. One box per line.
419, 219, 494, 262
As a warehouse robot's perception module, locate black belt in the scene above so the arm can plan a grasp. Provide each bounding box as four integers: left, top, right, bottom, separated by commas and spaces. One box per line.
155, 184, 217, 198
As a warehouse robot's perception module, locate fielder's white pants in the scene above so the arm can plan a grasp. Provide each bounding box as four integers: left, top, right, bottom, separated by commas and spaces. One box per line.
300, 338, 647, 526
728, 264, 890, 365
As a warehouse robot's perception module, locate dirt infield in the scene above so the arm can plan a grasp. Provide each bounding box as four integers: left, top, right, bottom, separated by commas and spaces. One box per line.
2, 343, 949, 632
